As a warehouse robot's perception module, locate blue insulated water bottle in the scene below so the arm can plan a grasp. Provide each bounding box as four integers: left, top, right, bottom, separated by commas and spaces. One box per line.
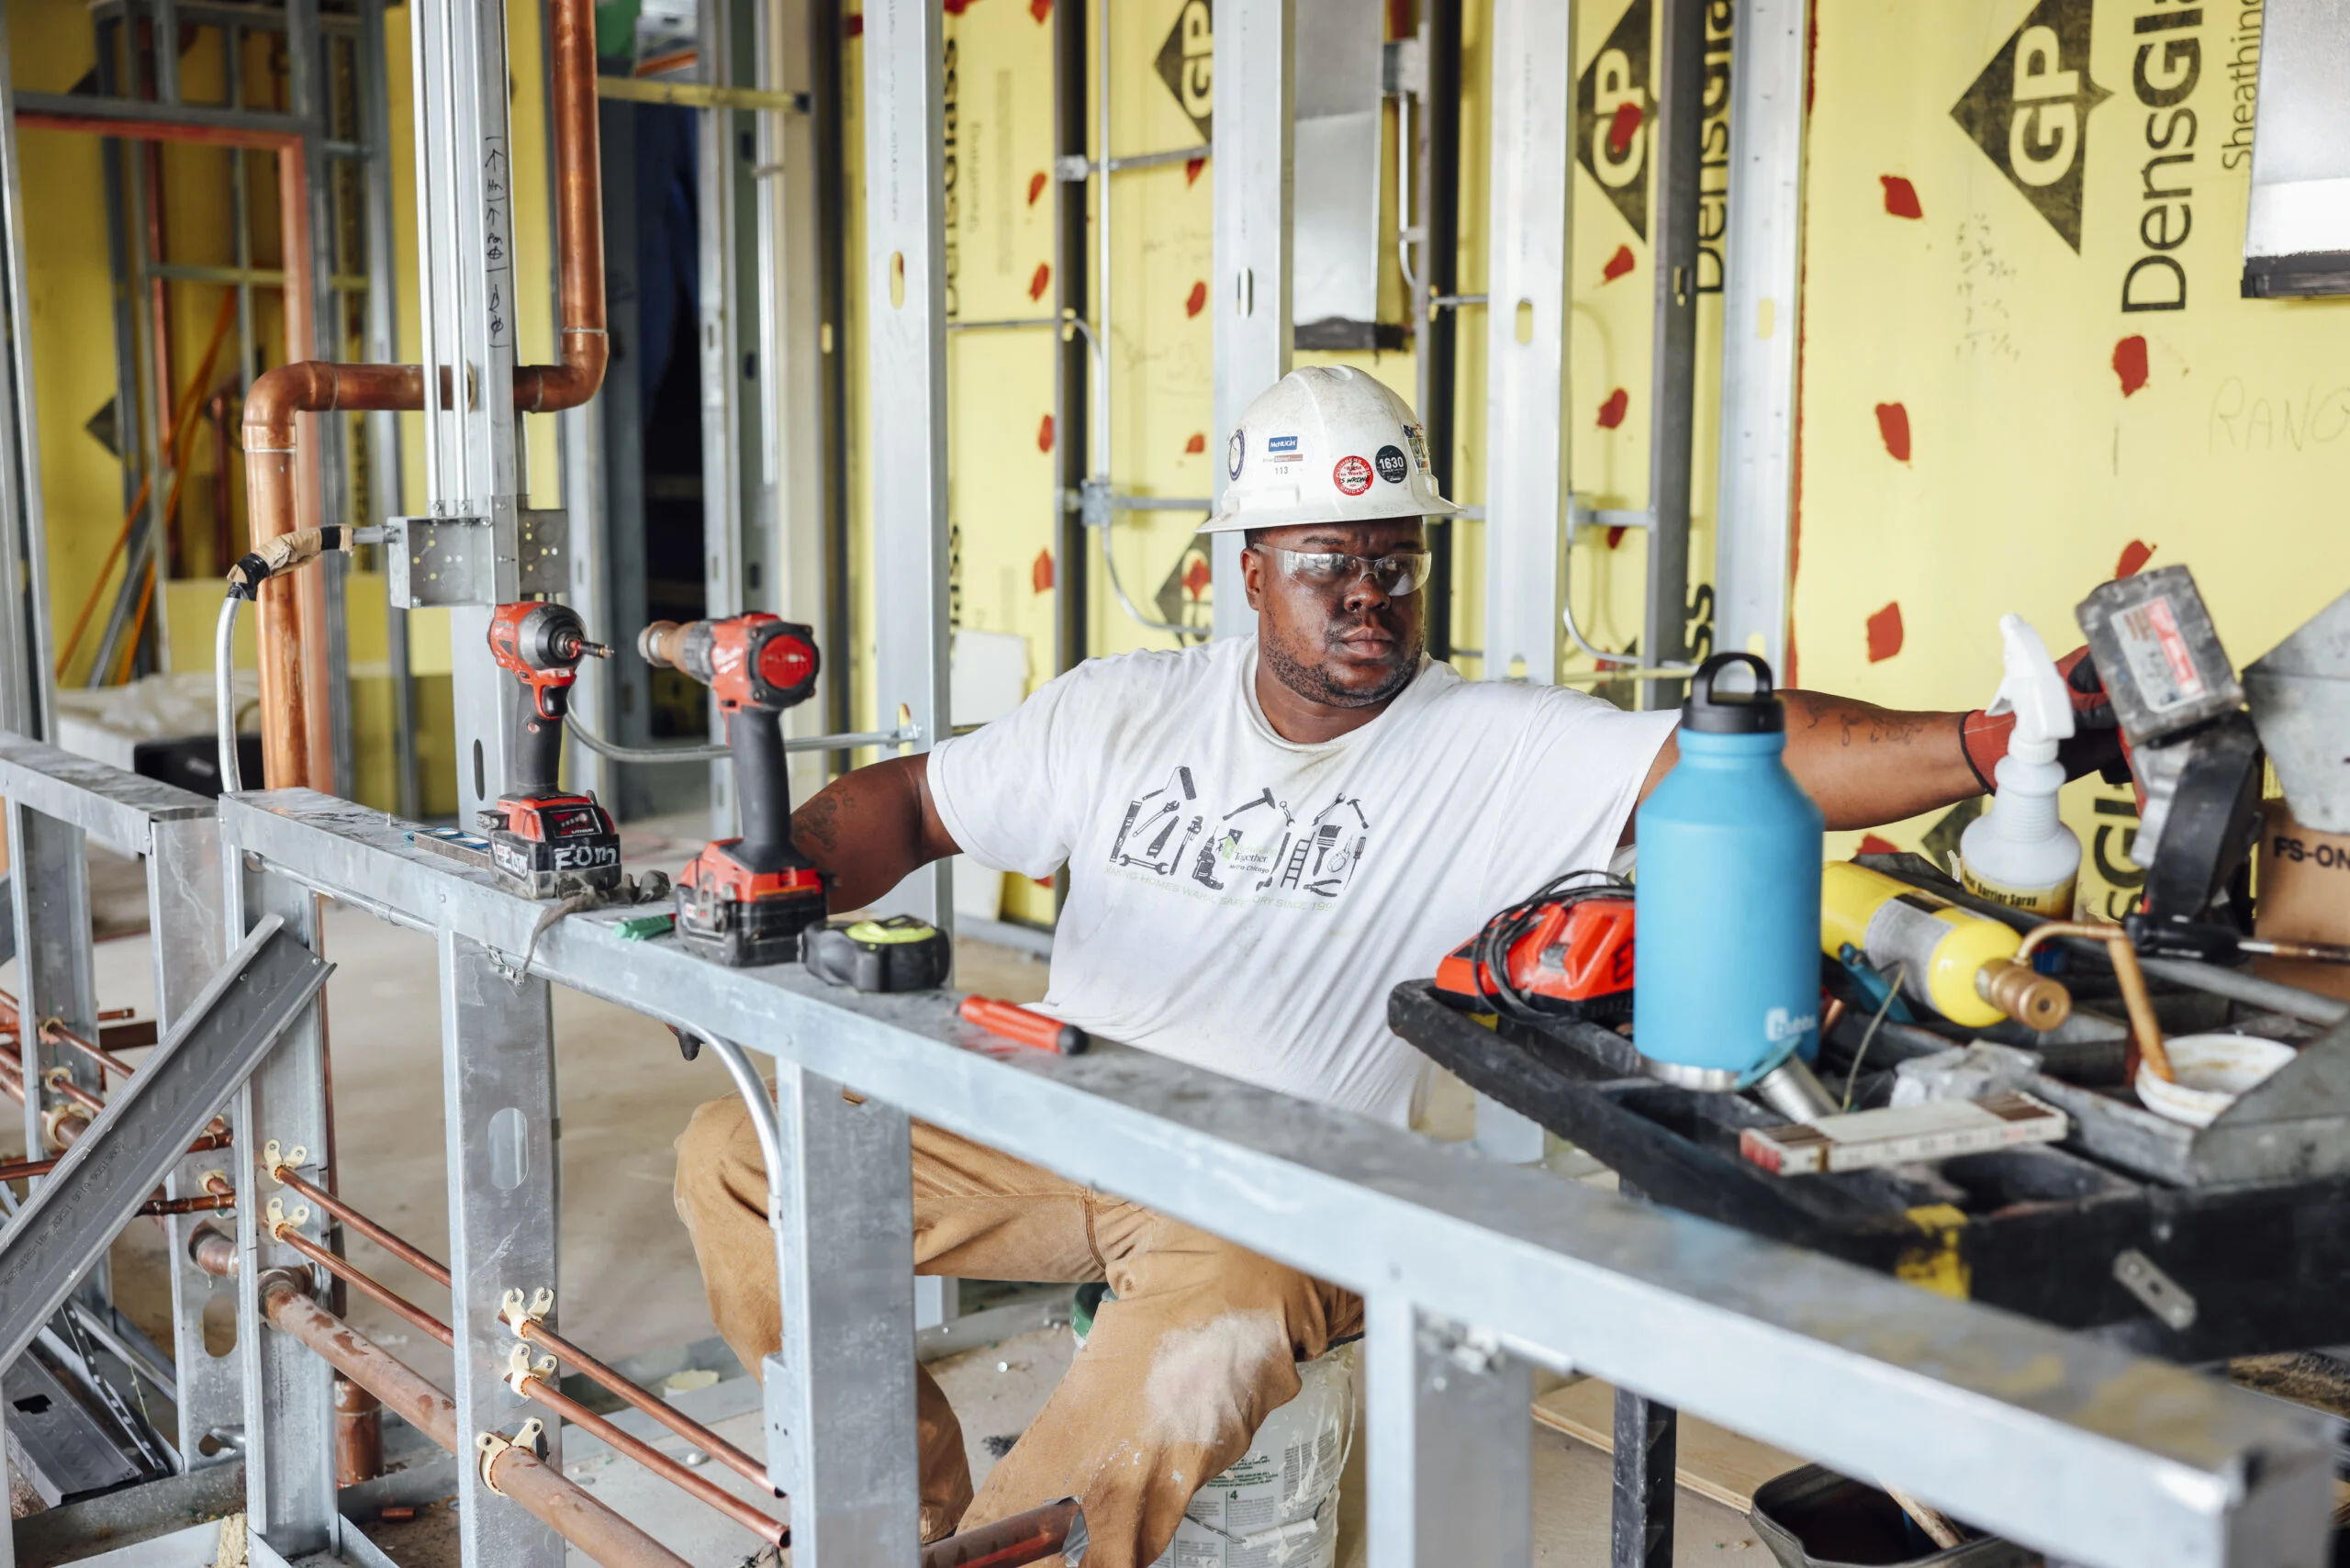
1633, 654, 1825, 1088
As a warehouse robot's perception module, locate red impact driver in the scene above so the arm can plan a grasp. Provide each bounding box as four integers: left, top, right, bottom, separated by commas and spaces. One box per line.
639, 614, 830, 967
483, 602, 622, 898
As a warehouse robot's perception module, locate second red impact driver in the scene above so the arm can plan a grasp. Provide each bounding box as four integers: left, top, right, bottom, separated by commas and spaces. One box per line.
638, 614, 829, 966
483, 601, 624, 899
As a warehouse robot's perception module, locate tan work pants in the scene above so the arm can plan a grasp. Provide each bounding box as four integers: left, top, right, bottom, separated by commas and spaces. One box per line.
673, 1095, 1362, 1566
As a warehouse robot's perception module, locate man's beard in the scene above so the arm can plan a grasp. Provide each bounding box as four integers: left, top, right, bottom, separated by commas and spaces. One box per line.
1261, 619, 1425, 710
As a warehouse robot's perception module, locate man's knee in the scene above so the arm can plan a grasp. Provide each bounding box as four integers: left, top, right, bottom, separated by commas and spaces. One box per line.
672, 1094, 762, 1228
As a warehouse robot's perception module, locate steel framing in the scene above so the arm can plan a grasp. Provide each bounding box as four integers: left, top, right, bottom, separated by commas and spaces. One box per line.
1712, 0, 1808, 674
191, 784, 2333, 1568
0, 4, 2343, 1568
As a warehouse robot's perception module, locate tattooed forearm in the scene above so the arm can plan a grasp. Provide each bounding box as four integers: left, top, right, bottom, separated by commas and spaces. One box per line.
1774, 691, 1978, 831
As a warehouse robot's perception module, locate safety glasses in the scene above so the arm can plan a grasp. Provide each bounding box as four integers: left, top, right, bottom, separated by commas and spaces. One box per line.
1258, 546, 1430, 598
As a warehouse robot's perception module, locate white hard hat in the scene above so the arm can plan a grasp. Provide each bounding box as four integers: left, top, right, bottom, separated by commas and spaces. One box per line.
1204, 365, 1461, 533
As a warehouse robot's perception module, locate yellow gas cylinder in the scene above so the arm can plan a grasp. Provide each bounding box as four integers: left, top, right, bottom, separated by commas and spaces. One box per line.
1820, 862, 2072, 1031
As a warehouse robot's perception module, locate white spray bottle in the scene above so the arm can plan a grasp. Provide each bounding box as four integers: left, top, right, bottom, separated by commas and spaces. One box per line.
1959, 615, 2083, 920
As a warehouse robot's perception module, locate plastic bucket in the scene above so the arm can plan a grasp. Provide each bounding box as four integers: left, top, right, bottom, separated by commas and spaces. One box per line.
1071, 1286, 1357, 1568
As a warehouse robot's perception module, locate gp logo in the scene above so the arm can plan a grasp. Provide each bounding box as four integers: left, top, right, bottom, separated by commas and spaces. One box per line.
1952, 0, 2110, 252
1575, 0, 1653, 240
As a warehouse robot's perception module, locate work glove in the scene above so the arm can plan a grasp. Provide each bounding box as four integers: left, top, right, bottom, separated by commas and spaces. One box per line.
1960, 645, 2127, 791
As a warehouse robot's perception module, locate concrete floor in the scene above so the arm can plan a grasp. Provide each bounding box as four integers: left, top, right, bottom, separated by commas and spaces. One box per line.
9, 830, 1779, 1566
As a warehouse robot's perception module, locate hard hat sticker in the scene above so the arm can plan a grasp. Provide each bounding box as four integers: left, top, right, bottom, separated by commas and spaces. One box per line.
1268, 434, 1299, 454
1404, 423, 1430, 470
1333, 455, 1372, 496
1227, 431, 1245, 479
1374, 445, 1407, 484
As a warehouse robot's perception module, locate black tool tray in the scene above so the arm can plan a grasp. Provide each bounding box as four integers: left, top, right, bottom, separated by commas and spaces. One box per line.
1389, 862, 2350, 1363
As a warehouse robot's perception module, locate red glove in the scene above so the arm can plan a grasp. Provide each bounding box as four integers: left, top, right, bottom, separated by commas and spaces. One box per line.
1961, 645, 2125, 791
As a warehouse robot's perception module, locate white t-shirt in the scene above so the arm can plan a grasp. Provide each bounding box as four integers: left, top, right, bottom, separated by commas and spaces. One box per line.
926, 637, 1679, 1126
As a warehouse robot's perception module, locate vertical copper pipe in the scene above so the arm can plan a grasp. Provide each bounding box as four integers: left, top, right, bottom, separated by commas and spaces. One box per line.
257, 1276, 691, 1568
246, 0, 606, 787
514, 0, 608, 413
334, 1377, 384, 1484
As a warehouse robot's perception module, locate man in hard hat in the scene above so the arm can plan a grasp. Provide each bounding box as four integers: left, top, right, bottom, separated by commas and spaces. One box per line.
673, 366, 2118, 1564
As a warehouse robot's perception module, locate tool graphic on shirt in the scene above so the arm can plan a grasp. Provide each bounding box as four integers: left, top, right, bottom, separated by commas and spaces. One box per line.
1110, 767, 1203, 875
1111, 776, 1371, 902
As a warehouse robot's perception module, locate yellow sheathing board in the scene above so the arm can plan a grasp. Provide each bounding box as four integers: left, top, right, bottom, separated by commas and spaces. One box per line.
1795, 0, 2346, 916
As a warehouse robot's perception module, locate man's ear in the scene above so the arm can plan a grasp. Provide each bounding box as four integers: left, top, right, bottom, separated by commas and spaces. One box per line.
1239, 542, 1265, 613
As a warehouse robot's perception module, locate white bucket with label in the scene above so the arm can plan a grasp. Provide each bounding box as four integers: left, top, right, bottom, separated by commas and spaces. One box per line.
1071, 1287, 1356, 1568
1147, 1344, 1355, 1568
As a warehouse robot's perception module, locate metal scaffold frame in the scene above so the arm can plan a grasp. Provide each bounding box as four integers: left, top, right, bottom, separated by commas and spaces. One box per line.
0, 3, 2341, 1568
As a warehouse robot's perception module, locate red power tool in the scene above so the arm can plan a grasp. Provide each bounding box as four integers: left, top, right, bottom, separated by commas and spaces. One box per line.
1434, 876, 1636, 1023
638, 614, 829, 966
482, 602, 622, 899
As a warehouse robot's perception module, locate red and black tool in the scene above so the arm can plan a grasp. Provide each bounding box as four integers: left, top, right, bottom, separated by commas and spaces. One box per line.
958, 996, 1090, 1056
482, 601, 622, 899
639, 614, 829, 967
1434, 873, 1636, 1023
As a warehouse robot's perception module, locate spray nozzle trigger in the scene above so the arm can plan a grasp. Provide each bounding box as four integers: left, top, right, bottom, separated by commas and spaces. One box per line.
1986, 613, 2074, 764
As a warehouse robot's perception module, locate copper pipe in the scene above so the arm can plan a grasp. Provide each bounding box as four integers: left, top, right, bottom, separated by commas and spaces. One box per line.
514, 0, 609, 414
518, 1319, 767, 1490
244, 0, 607, 789
43, 1018, 140, 1080
268, 1164, 765, 1488
2016, 923, 2174, 1083
335, 1376, 385, 1485
140, 1191, 235, 1216
256, 1272, 691, 1568
922, 1501, 1085, 1568
189, 1224, 238, 1279
265, 1218, 454, 1349
44, 1072, 107, 1118
513, 1373, 787, 1549
272, 1165, 452, 1288
241, 362, 423, 790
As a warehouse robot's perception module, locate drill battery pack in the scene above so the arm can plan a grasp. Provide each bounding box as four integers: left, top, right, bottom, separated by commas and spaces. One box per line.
1434, 894, 1636, 1023
483, 794, 623, 900
675, 840, 831, 967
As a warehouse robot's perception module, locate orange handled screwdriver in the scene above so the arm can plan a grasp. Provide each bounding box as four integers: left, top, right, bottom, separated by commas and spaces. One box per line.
958, 996, 1089, 1056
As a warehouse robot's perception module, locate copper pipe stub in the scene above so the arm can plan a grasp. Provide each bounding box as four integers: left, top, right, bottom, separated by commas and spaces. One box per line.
2016, 922, 2174, 1083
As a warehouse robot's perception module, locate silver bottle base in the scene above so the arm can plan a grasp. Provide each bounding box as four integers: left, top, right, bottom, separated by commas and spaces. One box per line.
1639, 1053, 1840, 1125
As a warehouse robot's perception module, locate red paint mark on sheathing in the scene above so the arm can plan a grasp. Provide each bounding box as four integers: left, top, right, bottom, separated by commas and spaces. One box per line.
2115, 539, 2156, 578
1596, 388, 1629, 430
1033, 876, 1054, 889
1026, 171, 1048, 207
1028, 263, 1051, 301
1030, 0, 1052, 20
1185, 156, 1206, 186
1601, 245, 1635, 284
1182, 556, 1212, 599
2112, 335, 2149, 397
1858, 834, 1900, 857
1866, 601, 1905, 664
1606, 101, 1643, 158
1035, 413, 1055, 454
944, 0, 977, 14
1605, 526, 1628, 549
1032, 548, 1055, 594
1184, 280, 1207, 318
843, 10, 864, 36
1184, 432, 1205, 455
1879, 175, 1922, 220
1874, 401, 1911, 463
